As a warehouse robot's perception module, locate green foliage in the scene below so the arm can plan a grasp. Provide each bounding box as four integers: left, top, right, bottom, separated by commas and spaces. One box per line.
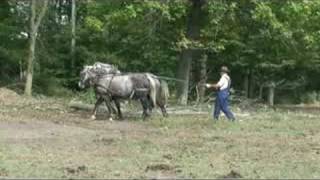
76, 88, 97, 104
0, 0, 28, 83
33, 74, 72, 97
1, 0, 320, 104
300, 91, 320, 104
84, 16, 103, 32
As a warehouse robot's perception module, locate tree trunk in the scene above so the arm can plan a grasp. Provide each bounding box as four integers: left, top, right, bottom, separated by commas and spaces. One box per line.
243, 70, 249, 98
24, 0, 37, 96
19, 60, 24, 81
198, 54, 207, 102
268, 81, 275, 106
259, 84, 264, 100
24, 0, 48, 96
25, 32, 36, 96
70, 0, 76, 75
177, 50, 192, 105
176, 0, 205, 105
249, 70, 255, 98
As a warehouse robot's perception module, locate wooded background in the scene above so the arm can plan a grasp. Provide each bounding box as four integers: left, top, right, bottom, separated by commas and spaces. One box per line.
1, 0, 320, 105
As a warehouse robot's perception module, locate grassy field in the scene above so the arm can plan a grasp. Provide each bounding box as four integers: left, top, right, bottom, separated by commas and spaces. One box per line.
0, 96, 320, 178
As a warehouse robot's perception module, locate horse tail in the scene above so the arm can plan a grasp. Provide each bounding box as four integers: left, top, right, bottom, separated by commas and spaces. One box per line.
146, 73, 157, 107
158, 80, 169, 107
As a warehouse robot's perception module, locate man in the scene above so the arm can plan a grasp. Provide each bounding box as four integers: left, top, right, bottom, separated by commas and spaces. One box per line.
206, 66, 235, 121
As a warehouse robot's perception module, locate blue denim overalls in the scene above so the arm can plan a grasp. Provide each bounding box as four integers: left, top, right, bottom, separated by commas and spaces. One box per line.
213, 78, 235, 121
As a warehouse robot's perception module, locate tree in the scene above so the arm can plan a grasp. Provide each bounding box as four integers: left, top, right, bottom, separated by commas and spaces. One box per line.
176, 0, 205, 105
24, 0, 49, 96
0, 0, 319, 104
70, 0, 76, 75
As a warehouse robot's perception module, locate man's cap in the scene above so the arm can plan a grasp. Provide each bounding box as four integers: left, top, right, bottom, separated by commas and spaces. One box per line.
220, 66, 230, 73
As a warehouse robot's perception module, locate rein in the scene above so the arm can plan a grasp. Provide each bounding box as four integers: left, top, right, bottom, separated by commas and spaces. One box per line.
155, 75, 187, 83
93, 73, 116, 96
97, 70, 187, 83
105, 71, 187, 83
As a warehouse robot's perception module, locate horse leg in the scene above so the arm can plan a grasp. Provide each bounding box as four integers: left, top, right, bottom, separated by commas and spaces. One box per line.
104, 99, 114, 121
92, 97, 104, 120
114, 99, 123, 120
140, 97, 150, 120
147, 96, 154, 114
111, 101, 117, 114
156, 100, 168, 118
160, 105, 168, 117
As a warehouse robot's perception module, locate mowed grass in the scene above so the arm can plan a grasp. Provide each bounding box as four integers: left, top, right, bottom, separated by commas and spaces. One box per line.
145, 112, 320, 178
0, 105, 320, 179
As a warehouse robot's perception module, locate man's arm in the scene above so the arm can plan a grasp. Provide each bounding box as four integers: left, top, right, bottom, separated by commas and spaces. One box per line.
206, 75, 226, 90
205, 83, 220, 90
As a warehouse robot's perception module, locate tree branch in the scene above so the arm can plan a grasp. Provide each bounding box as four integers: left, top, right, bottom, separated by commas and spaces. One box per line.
34, 0, 48, 32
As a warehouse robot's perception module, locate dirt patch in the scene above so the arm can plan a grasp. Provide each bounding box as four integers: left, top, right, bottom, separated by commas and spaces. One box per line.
145, 164, 173, 172
163, 154, 173, 160
0, 121, 95, 140
64, 165, 88, 174
93, 137, 116, 145
0, 168, 9, 177
276, 105, 320, 114
0, 88, 21, 105
219, 170, 243, 179
145, 163, 177, 179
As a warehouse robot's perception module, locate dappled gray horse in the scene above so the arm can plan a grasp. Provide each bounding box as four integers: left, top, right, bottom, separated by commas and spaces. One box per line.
92, 62, 121, 74
91, 62, 169, 118
78, 65, 117, 120
78, 65, 168, 120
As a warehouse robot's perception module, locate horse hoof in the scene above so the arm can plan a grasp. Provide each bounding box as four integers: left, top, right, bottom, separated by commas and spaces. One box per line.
91, 115, 96, 120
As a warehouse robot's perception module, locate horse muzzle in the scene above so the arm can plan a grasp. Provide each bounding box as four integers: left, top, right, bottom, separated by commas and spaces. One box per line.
78, 81, 85, 89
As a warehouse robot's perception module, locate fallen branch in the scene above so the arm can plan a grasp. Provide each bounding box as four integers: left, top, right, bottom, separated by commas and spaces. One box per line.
69, 101, 212, 116
68, 101, 108, 112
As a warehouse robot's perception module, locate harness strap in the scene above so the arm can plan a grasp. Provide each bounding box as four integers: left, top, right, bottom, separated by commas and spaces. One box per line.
129, 90, 135, 99
93, 74, 115, 95
227, 78, 231, 90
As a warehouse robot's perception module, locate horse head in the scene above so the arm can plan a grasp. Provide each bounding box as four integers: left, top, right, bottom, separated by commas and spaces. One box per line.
78, 65, 97, 89
93, 62, 121, 75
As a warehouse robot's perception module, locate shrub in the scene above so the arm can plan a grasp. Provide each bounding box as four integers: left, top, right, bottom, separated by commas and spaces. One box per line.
300, 91, 320, 104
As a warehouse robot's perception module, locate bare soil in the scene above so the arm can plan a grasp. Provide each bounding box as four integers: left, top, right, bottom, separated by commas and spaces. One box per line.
1, 88, 320, 178
0, 88, 174, 178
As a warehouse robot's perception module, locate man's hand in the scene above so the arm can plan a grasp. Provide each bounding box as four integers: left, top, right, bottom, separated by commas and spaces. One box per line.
205, 83, 212, 88
206, 83, 219, 89
205, 83, 220, 90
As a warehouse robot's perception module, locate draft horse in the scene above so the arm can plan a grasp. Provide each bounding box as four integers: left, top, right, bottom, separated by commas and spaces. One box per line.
78, 64, 169, 120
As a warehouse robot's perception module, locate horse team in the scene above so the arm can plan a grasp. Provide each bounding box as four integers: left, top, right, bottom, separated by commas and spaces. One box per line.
78, 62, 169, 120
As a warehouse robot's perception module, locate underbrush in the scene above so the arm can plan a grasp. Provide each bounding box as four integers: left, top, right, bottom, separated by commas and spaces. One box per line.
72, 88, 96, 104
300, 91, 320, 104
